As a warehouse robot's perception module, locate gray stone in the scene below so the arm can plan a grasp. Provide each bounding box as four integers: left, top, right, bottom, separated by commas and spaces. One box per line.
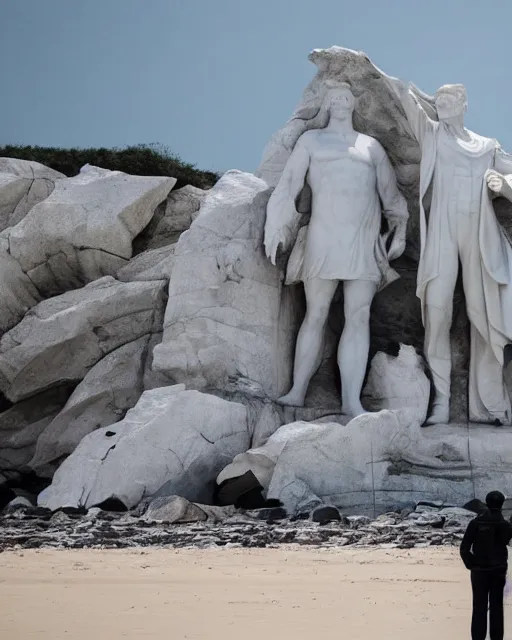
0, 276, 166, 403
142, 184, 206, 250
6, 496, 33, 509
0, 158, 65, 231
116, 244, 175, 282
2, 165, 175, 298
153, 170, 295, 400
0, 386, 71, 470
143, 496, 207, 524
30, 336, 150, 469
37, 387, 250, 511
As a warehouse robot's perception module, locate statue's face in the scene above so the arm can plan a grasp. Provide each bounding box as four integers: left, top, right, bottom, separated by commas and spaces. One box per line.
327, 87, 355, 118
435, 85, 467, 120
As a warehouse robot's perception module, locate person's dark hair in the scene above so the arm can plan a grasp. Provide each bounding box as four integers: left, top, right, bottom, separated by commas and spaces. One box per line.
486, 490, 506, 510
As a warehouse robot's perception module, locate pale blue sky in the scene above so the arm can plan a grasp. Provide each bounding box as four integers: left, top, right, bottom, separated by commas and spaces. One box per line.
2, 0, 512, 173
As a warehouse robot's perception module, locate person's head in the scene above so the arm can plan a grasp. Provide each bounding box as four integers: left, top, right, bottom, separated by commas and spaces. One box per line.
434, 84, 467, 121
324, 81, 356, 119
486, 490, 506, 511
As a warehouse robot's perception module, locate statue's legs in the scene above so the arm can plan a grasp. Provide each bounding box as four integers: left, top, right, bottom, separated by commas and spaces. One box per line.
338, 279, 377, 417
423, 253, 459, 425
277, 278, 338, 407
338, 280, 377, 416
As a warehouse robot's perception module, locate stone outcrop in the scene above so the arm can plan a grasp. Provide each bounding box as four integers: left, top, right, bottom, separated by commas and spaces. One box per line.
153, 170, 297, 399
0, 276, 166, 403
1, 164, 175, 298
0, 157, 65, 231
30, 336, 151, 470
139, 184, 206, 250
116, 244, 175, 282
37, 386, 250, 511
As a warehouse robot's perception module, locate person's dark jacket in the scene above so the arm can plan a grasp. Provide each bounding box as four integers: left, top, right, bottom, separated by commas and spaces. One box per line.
460, 509, 512, 571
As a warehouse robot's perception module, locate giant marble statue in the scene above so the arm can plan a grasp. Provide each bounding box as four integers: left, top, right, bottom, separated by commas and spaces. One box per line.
264, 82, 409, 417
380, 71, 512, 425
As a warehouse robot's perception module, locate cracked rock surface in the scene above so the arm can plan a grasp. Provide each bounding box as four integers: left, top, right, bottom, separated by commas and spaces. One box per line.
0, 276, 166, 403
1, 164, 175, 299
37, 386, 250, 511
0, 157, 65, 231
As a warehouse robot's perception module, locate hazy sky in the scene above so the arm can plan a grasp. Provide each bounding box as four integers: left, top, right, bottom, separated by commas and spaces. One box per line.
2, 0, 512, 173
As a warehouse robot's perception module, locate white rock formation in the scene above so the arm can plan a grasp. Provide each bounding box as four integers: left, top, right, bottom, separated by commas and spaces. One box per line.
0, 158, 65, 230
1, 164, 175, 297
30, 336, 150, 469
0, 276, 166, 403
153, 170, 295, 399
38, 386, 250, 511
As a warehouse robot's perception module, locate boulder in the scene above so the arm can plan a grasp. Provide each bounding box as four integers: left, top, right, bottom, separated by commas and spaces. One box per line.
2, 165, 175, 297
0, 276, 166, 402
0, 386, 72, 471
37, 386, 250, 511
0, 158, 65, 230
153, 170, 295, 399
142, 496, 235, 524
116, 244, 175, 282
143, 495, 208, 524
140, 184, 206, 250
6, 496, 33, 510
30, 336, 151, 469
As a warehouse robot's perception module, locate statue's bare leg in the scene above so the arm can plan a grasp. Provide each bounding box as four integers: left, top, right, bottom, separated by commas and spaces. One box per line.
338, 279, 377, 417
277, 278, 338, 406
424, 270, 457, 425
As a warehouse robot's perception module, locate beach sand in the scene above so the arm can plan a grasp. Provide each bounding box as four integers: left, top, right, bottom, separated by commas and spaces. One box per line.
1, 546, 507, 639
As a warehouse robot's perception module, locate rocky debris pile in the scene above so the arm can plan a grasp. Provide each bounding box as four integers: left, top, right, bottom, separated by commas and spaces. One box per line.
0, 497, 477, 552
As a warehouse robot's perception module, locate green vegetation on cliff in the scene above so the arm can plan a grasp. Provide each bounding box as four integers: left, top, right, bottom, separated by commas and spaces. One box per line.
0, 143, 219, 190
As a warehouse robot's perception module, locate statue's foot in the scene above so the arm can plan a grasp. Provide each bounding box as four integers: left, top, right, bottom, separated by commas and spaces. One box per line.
342, 404, 369, 419
276, 391, 305, 407
425, 397, 449, 425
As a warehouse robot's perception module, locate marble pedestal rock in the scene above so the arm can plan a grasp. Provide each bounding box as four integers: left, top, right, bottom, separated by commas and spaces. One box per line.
153, 170, 296, 399
38, 386, 250, 511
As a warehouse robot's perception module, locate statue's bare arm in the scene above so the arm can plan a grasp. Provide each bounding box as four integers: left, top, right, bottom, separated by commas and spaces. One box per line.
373, 142, 409, 260
264, 134, 311, 265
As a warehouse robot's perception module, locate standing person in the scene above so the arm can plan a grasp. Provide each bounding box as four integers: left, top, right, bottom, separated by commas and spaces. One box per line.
381, 68, 512, 425
264, 81, 408, 416
460, 491, 512, 640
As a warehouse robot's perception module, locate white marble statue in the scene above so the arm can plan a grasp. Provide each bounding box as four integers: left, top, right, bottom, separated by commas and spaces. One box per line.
264, 82, 409, 416
382, 73, 512, 424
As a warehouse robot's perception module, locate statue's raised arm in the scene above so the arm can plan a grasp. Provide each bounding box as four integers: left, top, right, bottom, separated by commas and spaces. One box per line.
369, 62, 436, 147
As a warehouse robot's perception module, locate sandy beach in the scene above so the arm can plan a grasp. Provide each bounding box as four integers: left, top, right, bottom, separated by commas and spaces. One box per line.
1, 546, 506, 639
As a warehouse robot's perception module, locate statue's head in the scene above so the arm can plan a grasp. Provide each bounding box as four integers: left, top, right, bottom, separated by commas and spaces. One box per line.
435, 84, 467, 120
323, 81, 356, 119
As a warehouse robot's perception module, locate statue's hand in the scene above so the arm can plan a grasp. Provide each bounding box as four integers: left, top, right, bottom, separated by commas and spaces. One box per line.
387, 220, 407, 261
486, 169, 505, 195
264, 226, 289, 265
